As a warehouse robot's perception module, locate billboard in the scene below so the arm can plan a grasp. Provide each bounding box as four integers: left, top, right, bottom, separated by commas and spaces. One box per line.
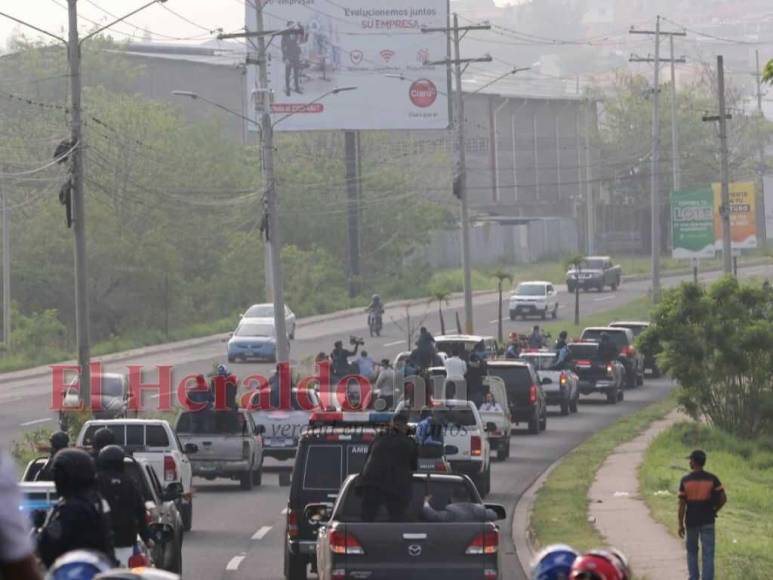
246, 0, 450, 131
671, 188, 716, 260
765, 175, 773, 240
712, 181, 758, 250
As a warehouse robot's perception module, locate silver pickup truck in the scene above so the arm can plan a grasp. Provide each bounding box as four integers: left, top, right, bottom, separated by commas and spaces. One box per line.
175, 409, 265, 490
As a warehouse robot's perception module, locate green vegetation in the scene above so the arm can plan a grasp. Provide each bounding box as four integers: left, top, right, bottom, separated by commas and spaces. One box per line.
640, 276, 773, 437
640, 422, 773, 580
531, 394, 677, 551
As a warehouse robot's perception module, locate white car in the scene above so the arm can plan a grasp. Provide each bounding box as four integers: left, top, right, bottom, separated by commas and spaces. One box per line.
509, 281, 559, 320
241, 303, 296, 339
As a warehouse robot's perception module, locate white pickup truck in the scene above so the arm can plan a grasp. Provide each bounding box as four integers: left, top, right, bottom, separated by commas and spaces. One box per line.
395, 398, 493, 498
249, 388, 321, 461
76, 419, 195, 531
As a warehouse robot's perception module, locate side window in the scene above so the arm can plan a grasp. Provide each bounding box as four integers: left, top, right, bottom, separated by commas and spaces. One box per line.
146, 425, 170, 448
145, 465, 163, 499
547, 285, 554, 295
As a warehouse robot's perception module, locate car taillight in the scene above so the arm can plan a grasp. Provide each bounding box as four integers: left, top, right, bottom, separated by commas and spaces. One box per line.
287, 509, 299, 539
242, 441, 251, 460
529, 384, 538, 405
623, 345, 636, 357
471, 436, 482, 457
606, 364, 614, 375
163, 455, 176, 482
332, 570, 346, 580
329, 529, 365, 555
465, 529, 499, 554
484, 569, 498, 580
559, 372, 567, 385
128, 551, 148, 568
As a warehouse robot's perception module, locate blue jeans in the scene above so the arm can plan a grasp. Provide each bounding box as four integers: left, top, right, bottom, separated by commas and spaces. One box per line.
686, 523, 715, 580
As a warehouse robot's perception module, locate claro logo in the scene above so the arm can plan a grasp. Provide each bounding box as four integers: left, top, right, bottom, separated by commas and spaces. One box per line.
409, 79, 437, 108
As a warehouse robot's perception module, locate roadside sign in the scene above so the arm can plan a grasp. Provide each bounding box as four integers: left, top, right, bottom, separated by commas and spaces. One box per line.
713, 181, 758, 250
671, 188, 716, 259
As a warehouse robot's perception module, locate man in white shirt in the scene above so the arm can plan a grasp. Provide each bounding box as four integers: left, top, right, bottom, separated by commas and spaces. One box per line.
479, 391, 503, 413
443, 349, 467, 400
357, 351, 377, 381
0, 450, 43, 579
374, 359, 396, 410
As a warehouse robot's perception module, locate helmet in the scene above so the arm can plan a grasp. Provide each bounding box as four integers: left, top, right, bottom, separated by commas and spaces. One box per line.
94, 570, 180, 580
532, 544, 578, 580
92, 427, 116, 451
372, 294, 381, 301
53, 448, 96, 497
50, 431, 70, 451
216, 364, 229, 377
96, 444, 125, 472
594, 548, 631, 580
45, 550, 113, 580
570, 551, 625, 580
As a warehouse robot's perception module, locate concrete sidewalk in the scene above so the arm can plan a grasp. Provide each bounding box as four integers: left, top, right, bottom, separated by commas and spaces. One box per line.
589, 412, 687, 580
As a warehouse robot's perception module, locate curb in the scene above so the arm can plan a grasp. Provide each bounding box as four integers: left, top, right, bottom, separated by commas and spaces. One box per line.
512, 456, 565, 576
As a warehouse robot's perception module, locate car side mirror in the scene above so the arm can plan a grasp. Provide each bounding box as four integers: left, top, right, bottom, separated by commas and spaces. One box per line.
484, 503, 507, 521
162, 482, 183, 502
304, 503, 333, 525
485, 422, 497, 433
254, 424, 265, 435
184, 443, 198, 455
540, 376, 552, 385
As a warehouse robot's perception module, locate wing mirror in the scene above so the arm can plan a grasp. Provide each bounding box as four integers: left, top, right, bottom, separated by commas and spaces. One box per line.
184, 443, 198, 455
304, 503, 334, 525
484, 503, 507, 521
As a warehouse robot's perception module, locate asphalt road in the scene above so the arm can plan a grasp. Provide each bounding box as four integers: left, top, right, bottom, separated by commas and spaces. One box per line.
2, 263, 771, 579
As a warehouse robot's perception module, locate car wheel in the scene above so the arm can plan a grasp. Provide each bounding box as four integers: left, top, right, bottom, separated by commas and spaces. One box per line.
227, 355, 235, 363
252, 459, 263, 486
181, 500, 193, 532
289, 326, 295, 340
625, 372, 636, 389
570, 396, 579, 413
475, 467, 491, 498
611, 282, 618, 291
540, 409, 547, 431
567, 283, 575, 293
636, 371, 644, 386
497, 440, 509, 462
606, 388, 618, 404
509, 312, 516, 321
552, 305, 558, 319
528, 412, 540, 434
560, 399, 570, 416
286, 551, 307, 580
239, 470, 254, 491
541, 308, 547, 320
618, 388, 625, 402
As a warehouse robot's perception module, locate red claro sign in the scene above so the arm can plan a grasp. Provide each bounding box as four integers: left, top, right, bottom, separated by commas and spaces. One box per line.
409, 79, 437, 108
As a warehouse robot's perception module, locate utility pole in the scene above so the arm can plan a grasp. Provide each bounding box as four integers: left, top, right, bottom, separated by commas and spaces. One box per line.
669, 35, 683, 192
1, 183, 9, 352
584, 102, 594, 254
68, 0, 91, 403
756, 49, 767, 246
630, 17, 686, 302
344, 130, 361, 297
424, 15, 492, 334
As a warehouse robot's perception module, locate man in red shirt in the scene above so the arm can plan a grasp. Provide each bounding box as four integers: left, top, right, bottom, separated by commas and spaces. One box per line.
678, 449, 727, 580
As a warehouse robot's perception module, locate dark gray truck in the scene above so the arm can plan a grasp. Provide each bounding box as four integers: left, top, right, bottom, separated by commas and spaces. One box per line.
313, 473, 506, 580
566, 256, 622, 292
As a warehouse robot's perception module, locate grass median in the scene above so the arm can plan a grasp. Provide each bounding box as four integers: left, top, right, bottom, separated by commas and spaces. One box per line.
530, 393, 677, 551
640, 422, 773, 580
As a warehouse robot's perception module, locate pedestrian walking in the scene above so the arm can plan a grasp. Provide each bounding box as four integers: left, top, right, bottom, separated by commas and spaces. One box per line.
678, 449, 727, 580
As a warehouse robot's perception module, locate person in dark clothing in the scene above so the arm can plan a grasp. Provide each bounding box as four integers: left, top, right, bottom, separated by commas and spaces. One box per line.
36, 431, 69, 482
505, 332, 521, 359
528, 325, 545, 349
552, 331, 571, 370
357, 414, 418, 522
90, 428, 116, 460
95, 446, 151, 553
281, 21, 304, 96
37, 448, 115, 567
678, 450, 727, 580
331, 340, 359, 378
416, 327, 436, 370
597, 332, 619, 363
465, 353, 487, 407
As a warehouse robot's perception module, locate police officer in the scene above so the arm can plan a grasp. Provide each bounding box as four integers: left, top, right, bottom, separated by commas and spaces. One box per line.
36, 431, 70, 481
96, 446, 151, 561
90, 428, 116, 460
37, 448, 115, 567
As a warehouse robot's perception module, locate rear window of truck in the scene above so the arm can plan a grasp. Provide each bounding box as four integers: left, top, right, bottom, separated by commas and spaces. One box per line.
300, 442, 370, 491
487, 366, 533, 386
176, 411, 247, 435
581, 329, 629, 348
568, 344, 599, 359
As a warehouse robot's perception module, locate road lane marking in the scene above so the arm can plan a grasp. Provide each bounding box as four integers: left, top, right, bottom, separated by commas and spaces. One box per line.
383, 340, 405, 347
252, 526, 272, 540
20, 418, 53, 427
593, 296, 616, 302
226, 554, 246, 571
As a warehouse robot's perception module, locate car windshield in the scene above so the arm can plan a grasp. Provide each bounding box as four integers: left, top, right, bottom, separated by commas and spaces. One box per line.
245, 305, 273, 317
579, 259, 605, 270
521, 355, 557, 370
581, 329, 629, 348
176, 411, 247, 435
515, 284, 546, 296
336, 477, 476, 522
236, 323, 275, 337
300, 442, 370, 491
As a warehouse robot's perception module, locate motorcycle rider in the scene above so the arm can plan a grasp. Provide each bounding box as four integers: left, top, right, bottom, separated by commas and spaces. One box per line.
366, 294, 384, 324
36, 431, 70, 482
37, 448, 115, 567
95, 446, 152, 566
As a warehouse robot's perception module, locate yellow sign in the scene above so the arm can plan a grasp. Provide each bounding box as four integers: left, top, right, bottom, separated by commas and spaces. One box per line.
713, 181, 758, 250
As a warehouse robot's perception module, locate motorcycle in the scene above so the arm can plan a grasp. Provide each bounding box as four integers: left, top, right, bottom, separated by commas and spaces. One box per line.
367, 311, 383, 337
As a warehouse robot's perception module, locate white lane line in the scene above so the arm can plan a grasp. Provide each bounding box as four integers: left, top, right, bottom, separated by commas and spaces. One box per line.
593, 296, 616, 303
384, 340, 405, 347
280, 507, 288, 515
20, 418, 53, 427
252, 526, 272, 540
226, 554, 246, 571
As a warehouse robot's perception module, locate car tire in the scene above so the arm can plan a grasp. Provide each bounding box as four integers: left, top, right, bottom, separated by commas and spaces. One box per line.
618, 388, 625, 402
541, 308, 547, 320
625, 372, 636, 389
606, 388, 618, 404
567, 283, 575, 293
181, 500, 193, 532
475, 467, 491, 498
497, 440, 509, 462
286, 551, 307, 580
570, 396, 579, 413
227, 355, 235, 363
540, 409, 547, 431
560, 399, 570, 416
636, 371, 644, 386
239, 470, 254, 491
509, 312, 516, 321
552, 305, 558, 319
252, 459, 263, 486
528, 411, 540, 434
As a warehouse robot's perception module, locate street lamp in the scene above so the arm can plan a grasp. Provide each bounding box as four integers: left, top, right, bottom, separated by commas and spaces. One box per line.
171, 90, 255, 125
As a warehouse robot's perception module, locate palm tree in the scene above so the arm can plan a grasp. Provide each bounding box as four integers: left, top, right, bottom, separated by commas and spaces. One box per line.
492, 269, 513, 344
429, 288, 451, 335
565, 254, 584, 325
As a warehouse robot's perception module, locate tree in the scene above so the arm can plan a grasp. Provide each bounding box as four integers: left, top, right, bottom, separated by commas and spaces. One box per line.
491, 269, 513, 344
639, 277, 773, 437
764, 59, 773, 84
428, 286, 451, 335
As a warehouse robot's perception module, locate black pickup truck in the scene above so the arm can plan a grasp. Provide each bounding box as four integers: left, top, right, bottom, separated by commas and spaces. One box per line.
568, 342, 625, 404
566, 256, 622, 292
